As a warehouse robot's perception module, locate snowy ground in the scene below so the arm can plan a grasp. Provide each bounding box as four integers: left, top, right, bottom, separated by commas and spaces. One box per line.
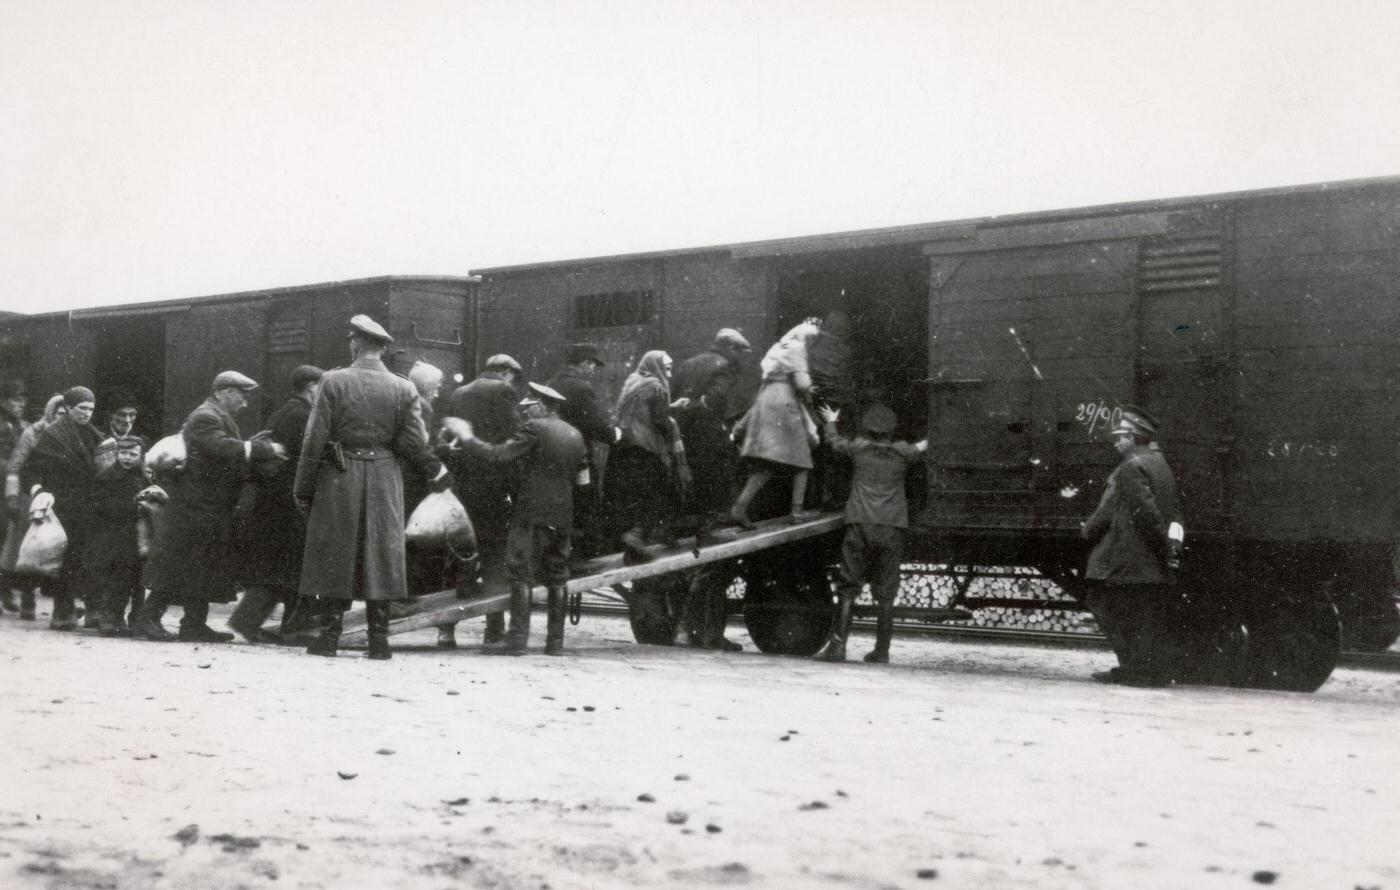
1, 606, 1397, 890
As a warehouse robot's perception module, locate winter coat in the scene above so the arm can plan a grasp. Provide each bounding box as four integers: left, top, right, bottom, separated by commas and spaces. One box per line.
461, 415, 586, 529
78, 463, 144, 594
144, 398, 279, 602
235, 393, 314, 589
295, 358, 442, 601
444, 374, 519, 541
1082, 446, 1183, 585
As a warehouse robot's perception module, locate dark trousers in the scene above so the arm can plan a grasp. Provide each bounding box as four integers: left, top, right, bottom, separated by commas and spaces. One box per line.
506, 523, 572, 587
1086, 584, 1181, 682
834, 523, 904, 603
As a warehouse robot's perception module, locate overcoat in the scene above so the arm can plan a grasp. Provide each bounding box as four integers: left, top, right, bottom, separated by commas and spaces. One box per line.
145, 398, 277, 602
737, 323, 819, 470
236, 392, 314, 589
461, 415, 586, 529
295, 358, 442, 601
1082, 445, 1183, 585
445, 374, 519, 542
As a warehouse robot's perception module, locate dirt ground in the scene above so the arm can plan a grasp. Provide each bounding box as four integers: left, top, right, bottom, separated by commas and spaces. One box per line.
2, 605, 1398, 890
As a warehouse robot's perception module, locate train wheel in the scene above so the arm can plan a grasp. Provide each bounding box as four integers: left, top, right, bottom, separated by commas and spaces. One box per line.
1247, 589, 1341, 693
624, 577, 681, 646
741, 559, 834, 657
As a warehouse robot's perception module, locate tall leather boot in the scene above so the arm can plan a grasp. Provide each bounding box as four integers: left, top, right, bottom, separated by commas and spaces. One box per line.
305, 600, 343, 657
19, 587, 36, 621
367, 601, 392, 660
864, 598, 894, 664
488, 583, 531, 656
544, 586, 567, 656
482, 610, 506, 645
814, 594, 854, 662
132, 591, 176, 642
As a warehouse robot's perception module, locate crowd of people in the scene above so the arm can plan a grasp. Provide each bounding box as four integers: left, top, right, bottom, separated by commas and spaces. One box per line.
0, 310, 1181, 683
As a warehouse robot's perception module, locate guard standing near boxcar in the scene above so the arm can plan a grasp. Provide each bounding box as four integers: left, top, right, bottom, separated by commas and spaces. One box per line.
444, 382, 587, 656
442, 354, 523, 646
547, 343, 620, 557
136, 373, 286, 642
229, 364, 323, 644
296, 315, 451, 661
812, 403, 926, 663
1080, 407, 1184, 687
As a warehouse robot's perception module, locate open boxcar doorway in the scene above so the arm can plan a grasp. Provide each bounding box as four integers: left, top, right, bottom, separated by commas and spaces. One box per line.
92, 314, 166, 439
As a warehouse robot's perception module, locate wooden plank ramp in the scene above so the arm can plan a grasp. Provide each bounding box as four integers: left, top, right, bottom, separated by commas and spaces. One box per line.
339, 512, 844, 645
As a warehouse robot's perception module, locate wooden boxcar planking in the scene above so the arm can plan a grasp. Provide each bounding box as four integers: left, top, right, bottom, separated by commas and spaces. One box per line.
0, 276, 476, 435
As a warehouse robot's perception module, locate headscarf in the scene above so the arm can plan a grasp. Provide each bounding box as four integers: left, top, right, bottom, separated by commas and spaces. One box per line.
618, 350, 671, 408
63, 386, 95, 409
30, 411, 100, 486
616, 351, 674, 457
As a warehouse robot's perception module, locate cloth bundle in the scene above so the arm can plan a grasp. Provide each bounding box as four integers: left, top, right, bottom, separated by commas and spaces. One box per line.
405, 489, 477, 562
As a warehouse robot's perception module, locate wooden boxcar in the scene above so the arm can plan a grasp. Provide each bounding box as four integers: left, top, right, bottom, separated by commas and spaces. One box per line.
0, 276, 476, 436
472, 175, 1400, 682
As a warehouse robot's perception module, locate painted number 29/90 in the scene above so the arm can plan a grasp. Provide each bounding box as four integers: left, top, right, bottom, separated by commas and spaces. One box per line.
1075, 400, 1120, 437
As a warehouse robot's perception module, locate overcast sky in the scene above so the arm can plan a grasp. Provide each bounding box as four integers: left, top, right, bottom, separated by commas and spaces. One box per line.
2, 0, 1398, 314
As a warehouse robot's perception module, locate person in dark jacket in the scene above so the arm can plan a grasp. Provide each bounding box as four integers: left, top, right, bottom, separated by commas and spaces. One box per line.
296, 316, 450, 661
608, 351, 691, 559
441, 354, 522, 647
547, 343, 619, 557
445, 382, 587, 656
136, 372, 286, 643
82, 436, 147, 636
22, 386, 101, 630
812, 403, 926, 663
672, 328, 752, 415
0, 380, 27, 615
1081, 406, 1184, 687
228, 364, 323, 643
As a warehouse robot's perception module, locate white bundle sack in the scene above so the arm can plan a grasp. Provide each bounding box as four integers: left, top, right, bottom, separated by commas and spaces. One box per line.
145, 433, 187, 476
15, 504, 67, 578
405, 489, 477, 560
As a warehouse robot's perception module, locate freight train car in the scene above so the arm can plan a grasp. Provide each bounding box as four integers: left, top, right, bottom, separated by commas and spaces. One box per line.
0, 276, 476, 436
472, 175, 1400, 687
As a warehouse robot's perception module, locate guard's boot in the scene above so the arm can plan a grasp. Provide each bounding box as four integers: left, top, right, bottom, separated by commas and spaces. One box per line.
19, 588, 36, 621
482, 610, 506, 645
814, 595, 855, 662
488, 584, 531, 656
864, 598, 894, 664
436, 624, 458, 649
229, 586, 279, 643
366, 601, 393, 660
132, 592, 176, 642
544, 585, 567, 656
49, 589, 77, 631
306, 602, 342, 657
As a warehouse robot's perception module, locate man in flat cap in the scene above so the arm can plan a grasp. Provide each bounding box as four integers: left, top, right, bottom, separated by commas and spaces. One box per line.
443, 381, 587, 656
296, 315, 450, 660
440, 353, 524, 647
547, 343, 620, 558
137, 371, 287, 643
673, 328, 753, 417
1080, 405, 1185, 687
230, 364, 324, 644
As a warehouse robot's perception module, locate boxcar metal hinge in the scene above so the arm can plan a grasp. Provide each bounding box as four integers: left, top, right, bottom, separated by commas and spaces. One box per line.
410, 323, 462, 347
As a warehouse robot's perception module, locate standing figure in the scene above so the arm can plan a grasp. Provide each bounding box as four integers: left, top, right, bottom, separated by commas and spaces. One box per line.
672, 328, 752, 414
446, 382, 586, 656
92, 390, 141, 474
2, 393, 63, 620
813, 404, 926, 664
1081, 407, 1184, 687
296, 316, 450, 661
607, 351, 691, 559
81, 436, 148, 636
807, 311, 856, 509
0, 380, 28, 615
22, 387, 101, 630
442, 354, 523, 647
229, 364, 323, 644
547, 343, 619, 558
730, 320, 823, 527
137, 373, 286, 642
673, 371, 745, 651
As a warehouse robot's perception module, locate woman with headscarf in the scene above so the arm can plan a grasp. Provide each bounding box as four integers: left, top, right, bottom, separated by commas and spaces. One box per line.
21, 387, 101, 629
606, 350, 691, 558
729, 320, 824, 526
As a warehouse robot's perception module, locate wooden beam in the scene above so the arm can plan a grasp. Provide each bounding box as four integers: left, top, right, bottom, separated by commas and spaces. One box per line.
339, 513, 844, 645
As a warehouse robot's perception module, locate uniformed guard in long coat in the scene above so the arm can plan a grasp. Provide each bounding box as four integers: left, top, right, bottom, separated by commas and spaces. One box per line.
296, 315, 449, 660
446, 382, 587, 656
137, 372, 286, 643
1081, 406, 1184, 687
